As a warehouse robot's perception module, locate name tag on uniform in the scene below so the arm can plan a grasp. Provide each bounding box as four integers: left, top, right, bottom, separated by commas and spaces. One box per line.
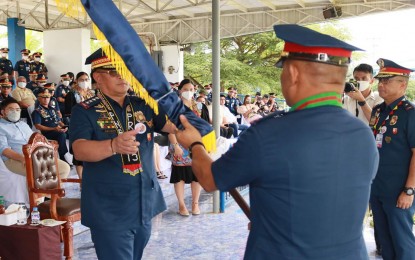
376, 133, 383, 148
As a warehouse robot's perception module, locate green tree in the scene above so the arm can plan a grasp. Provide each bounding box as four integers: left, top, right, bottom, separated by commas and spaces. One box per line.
184, 22, 352, 98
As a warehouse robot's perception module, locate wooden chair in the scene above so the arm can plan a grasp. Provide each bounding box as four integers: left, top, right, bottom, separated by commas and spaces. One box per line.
23, 132, 81, 260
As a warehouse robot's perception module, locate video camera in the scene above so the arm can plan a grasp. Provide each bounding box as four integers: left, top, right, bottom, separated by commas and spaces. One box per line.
344, 79, 359, 93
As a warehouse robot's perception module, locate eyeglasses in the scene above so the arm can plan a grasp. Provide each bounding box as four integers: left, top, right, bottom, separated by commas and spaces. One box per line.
1, 86, 11, 89
378, 78, 404, 85
95, 70, 121, 78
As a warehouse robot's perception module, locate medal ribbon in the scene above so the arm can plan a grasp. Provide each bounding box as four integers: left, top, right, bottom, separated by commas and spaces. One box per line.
97, 90, 143, 176
289, 92, 342, 111
372, 100, 403, 136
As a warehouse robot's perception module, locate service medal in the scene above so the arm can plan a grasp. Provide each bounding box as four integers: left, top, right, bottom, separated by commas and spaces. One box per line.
381, 126, 387, 134
135, 122, 146, 134
393, 128, 398, 135
389, 115, 398, 126
385, 136, 392, 143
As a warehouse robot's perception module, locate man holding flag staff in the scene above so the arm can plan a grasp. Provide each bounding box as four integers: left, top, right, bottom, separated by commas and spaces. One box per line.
175, 24, 379, 259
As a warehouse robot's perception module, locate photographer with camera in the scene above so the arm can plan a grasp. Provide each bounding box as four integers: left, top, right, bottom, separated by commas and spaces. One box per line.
343, 63, 383, 124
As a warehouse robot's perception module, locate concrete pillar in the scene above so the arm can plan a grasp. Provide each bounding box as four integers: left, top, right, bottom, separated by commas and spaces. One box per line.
7, 18, 26, 68
43, 28, 91, 84
161, 45, 183, 83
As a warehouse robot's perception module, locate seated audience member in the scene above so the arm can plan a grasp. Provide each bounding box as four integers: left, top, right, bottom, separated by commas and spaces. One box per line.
254, 92, 262, 106
258, 94, 270, 116
237, 94, 262, 125
32, 89, 70, 164
11, 76, 36, 128
196, 95, 233, 138
222, 94, 248, 137
43, 83, 63, 119
267, 93, 279, 113
0, 97, 70, 178
0, 79, 12, 103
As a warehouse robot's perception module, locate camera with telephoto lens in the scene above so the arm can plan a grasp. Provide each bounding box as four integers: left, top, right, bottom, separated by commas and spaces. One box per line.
344, 79, 359, 93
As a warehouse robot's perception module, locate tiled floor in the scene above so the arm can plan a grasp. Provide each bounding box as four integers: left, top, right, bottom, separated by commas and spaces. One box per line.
61, 145, 386, 259
64, 170, 383, 259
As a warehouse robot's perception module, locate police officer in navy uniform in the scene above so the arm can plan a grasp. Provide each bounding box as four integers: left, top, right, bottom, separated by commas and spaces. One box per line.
175, 24, 379, 259
32, 74, 47, 97
30, 52, 48, 77
369, 58, 415, 260
0, 79, 12, 103
13, 49, 31, 82
55, 74, 71, 125
0, 48, 14, 83
32, 88, 69, 163
26, 71, 38, 92
225, 87, 242, 117
43, 83, 62, 116
69, 49, 177, 260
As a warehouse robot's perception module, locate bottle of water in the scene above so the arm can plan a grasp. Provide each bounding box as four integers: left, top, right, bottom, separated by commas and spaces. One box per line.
31, 207, 40, 225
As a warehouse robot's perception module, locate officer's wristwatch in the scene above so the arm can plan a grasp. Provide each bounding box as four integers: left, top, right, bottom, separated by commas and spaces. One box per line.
403, 187, 415, 196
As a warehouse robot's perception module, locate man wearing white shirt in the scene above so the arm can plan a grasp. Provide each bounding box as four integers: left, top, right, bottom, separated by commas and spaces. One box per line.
0, 97, 70, 178
343, 64, 383, 124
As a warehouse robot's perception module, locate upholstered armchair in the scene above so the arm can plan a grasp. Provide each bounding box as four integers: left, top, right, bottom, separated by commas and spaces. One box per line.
23, 132, 81, 260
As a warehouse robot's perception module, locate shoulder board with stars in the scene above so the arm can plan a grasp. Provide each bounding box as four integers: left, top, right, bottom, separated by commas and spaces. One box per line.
403, 100, 415, 111
79, 96, 101, 110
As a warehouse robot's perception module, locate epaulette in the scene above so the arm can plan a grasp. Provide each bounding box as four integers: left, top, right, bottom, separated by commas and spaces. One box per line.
79, 96, 101, 109
403, 100, 415, 111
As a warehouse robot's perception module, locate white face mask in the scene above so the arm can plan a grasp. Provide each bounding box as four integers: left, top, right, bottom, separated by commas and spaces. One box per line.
78, 81, 89, 89
22, 55, 28, 60
62, 81, 70, 87
34, 57, 41, 62
205, 89, 212, 94
6, 110, 21, 122
1, 53, 7, 58
196, 102, 203, 110
17, 82, 26, 88
357, 81, 370, 91
181, 91, 194, 101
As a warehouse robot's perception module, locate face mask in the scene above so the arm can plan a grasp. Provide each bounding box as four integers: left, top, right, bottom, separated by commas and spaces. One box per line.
62, 81, 70, 87
1, 53, 6, 58
34, 57, 41, 62
196, 102, 203, 110
78, 81, 89, 89
205, 89, 211, 94
17, 82, 26, 88
22, 55, 28, 60
181, 91, 194, 101
357, 81, 370, 91
6, 110, 20, 122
